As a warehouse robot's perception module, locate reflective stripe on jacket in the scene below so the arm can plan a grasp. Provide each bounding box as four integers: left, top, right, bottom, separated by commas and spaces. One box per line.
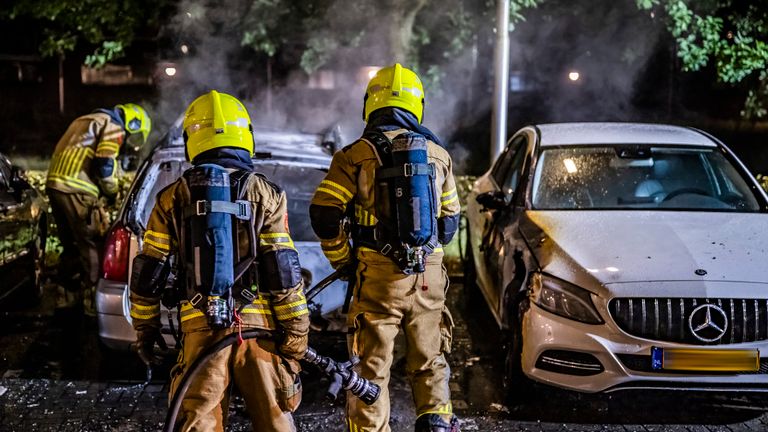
310, 128, 461, 267
46, 112, 124, 197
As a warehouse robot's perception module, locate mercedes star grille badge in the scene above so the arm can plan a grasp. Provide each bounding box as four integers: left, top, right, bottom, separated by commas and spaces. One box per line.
688, 303, 728, 343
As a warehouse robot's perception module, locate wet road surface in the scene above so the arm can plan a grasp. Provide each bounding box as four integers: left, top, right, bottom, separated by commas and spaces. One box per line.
2, 280, 768, 431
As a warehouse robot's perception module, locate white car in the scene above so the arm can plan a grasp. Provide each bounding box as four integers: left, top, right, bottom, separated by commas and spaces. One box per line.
96, 119, 347, 350
465, 122, 768, 394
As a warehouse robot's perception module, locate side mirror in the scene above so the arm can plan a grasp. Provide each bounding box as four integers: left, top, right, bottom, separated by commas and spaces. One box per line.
476, 191, 506, 211
9, 166, 30, 199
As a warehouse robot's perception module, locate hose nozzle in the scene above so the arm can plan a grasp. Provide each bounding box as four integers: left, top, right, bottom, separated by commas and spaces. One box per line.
303, 347, 381, 405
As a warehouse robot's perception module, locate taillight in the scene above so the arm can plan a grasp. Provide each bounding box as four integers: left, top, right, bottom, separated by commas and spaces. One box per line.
102, 223, 131, 282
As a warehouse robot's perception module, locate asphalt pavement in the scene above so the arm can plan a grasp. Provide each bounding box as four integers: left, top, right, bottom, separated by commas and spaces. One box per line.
1, 279, 768, 431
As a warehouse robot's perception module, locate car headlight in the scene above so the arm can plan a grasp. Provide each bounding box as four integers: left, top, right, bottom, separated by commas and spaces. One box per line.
529, 273, 603, 324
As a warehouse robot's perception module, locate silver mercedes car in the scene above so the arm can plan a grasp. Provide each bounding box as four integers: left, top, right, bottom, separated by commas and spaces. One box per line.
465, 122, 768, 394
96, 119, 347, 350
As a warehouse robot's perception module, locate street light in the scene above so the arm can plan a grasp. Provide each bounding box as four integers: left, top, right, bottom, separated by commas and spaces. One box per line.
165, 67, 177, 77
365, 67, 380, 80
568, 71, 580, 82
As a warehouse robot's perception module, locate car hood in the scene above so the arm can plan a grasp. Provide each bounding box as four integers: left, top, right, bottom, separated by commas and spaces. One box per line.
520, 210, 768, 291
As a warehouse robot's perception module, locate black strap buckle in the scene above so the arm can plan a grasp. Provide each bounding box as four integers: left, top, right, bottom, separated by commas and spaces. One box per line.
239, 288, 256, 304
195, 200, 208, 216
190, 293, 203, 307
403, 163, 413, 177
235, 200, 252, 220
380, 243, 392, 255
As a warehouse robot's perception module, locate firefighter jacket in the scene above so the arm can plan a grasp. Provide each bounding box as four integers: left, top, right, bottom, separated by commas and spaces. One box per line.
129, 171, 310, 351
46, 111, 124, 197
310, 128, 461, 269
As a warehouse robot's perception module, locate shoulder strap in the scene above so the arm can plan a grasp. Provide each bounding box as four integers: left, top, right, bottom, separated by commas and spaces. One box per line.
361, 130, 392, 165
181, 168, 253, 220
230, 169, 252, 200
230, 169, 260, 286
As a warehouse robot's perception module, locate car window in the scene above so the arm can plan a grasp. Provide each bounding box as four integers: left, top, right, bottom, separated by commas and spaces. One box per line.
531, 146, 761, 212
135, 159, 325, 242
137, 159, 189, 226
499, 137, 528, 197
491, 136, 524, 187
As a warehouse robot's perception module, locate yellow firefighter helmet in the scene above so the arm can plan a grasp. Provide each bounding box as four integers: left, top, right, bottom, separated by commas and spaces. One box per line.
182, 90, 254, 161
363, 63, 425, 123
116, 103, 152, 145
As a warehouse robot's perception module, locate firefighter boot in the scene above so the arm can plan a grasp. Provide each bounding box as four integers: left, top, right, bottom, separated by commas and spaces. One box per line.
414, 413, 460, 432
55, 285, 80, 310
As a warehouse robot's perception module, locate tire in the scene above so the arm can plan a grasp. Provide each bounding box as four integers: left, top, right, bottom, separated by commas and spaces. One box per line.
462, 230, 485, 312
462, 230, 477, 289
503, 297, 534, 404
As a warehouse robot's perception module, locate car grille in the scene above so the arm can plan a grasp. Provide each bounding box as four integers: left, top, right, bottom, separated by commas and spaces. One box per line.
609, 298, 768, 345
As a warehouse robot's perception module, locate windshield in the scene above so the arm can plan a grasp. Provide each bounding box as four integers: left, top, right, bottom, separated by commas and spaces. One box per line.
531, 146, 761, 211
134, 159, 326, 242
253, 163, 325, 241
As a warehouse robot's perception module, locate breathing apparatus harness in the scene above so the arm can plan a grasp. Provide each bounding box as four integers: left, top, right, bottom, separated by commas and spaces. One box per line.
177, 164, 262, 331
355, 130, 439, 274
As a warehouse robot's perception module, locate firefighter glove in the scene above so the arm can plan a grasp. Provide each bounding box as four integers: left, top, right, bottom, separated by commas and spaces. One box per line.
279, 330, 309, 362
133, 328, 168, 367
338, 260, 357, 282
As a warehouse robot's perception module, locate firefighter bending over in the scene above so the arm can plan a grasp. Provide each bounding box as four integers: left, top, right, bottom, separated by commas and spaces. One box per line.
129, 91, 309, 432
46, 103, 150, 313
310, 64, 462, 432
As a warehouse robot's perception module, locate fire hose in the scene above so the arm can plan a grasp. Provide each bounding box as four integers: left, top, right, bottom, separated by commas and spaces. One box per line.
163, 268, 378, 432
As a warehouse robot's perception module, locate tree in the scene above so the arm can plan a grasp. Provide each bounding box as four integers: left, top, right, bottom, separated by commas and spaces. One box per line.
1, 0, 166, 67
237, 0, 542, 82
637, 0, 768, 119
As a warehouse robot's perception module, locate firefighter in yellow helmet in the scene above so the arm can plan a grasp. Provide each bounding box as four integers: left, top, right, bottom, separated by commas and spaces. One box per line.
46, 103, 150, 313
310, 64, 461, 432
129, 90, 309, 432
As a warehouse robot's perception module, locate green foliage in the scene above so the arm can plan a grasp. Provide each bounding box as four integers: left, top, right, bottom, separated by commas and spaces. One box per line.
636, 0, 768, 119
743, 71, 768, 119
509, 0, 543, 30
85, 41, 125, 68
300, 37, 340, 74
2, 0, 164, 66
240, 0, 295, 58
444, 6, 474, 58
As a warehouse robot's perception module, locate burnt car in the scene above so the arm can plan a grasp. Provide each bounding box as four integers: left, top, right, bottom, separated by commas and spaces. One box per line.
466, 123, 768, 395
96, 118, 346, 349
0, 153, 48, 303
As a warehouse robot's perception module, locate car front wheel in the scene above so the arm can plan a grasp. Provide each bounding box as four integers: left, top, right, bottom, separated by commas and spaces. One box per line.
503, 297, 534, 404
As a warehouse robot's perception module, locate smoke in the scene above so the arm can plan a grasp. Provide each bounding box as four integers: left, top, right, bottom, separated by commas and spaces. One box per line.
147, 0, 668, 174
506, 1, 667, 124
146, 0, 489, 154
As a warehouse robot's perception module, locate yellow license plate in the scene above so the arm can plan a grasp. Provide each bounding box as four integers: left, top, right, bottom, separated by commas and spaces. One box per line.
651, 347, 760, 372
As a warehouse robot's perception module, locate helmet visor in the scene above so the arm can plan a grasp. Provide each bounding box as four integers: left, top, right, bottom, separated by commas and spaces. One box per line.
126, 132, 145, 151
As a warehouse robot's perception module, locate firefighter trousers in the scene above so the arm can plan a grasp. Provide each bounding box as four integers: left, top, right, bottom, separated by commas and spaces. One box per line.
47, 189, 106, 294
346, 258, 455, 432
169, 327, 301, 432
